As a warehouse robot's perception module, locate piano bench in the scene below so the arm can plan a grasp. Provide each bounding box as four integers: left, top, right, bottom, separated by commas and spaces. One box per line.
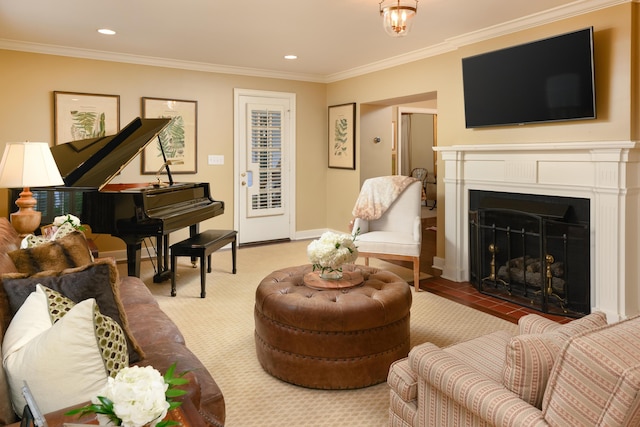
170, 229, 237, 298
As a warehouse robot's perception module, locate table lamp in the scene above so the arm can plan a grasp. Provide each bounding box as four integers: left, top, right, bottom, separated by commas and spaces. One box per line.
0, 142, 64, 236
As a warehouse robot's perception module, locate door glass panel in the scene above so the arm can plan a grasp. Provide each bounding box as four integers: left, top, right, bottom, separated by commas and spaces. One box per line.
248, 106, 283, 216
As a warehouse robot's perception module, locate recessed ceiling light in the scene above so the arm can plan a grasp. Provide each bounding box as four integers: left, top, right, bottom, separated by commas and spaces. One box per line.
284, 55, 297, 60
97, 28, 116, 35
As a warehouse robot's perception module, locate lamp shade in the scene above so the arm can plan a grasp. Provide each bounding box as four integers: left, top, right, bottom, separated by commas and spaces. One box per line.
0, 142, 64, 188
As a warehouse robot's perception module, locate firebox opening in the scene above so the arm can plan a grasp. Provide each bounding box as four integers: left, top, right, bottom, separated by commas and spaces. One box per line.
469, 190, 590, 318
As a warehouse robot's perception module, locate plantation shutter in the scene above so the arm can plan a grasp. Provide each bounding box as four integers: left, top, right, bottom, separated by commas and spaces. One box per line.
246, 104, 284, 217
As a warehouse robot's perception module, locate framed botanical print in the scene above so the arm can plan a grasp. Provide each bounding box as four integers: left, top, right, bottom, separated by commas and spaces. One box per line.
141, 97, 197, 174
54, 91, 120, 145
328, 103, 356, 170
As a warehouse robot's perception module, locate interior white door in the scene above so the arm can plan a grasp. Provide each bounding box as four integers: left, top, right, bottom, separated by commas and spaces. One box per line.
235, 92, 294, 244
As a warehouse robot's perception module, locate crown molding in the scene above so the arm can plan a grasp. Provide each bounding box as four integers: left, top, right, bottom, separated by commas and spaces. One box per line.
326, 0, 630, 83
0, 0, 633, 84
0, 38, 327, 83
445, 0, 630, 48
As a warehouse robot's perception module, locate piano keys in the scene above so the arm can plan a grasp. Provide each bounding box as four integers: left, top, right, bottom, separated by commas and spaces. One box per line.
83, 182, 223, 279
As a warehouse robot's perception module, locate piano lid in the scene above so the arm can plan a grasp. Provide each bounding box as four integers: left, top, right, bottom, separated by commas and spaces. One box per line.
50, 117, 171, 190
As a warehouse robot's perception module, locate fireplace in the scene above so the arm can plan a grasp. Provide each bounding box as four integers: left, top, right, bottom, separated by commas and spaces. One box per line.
469, 191, 590, 317
435, 141, 640, 322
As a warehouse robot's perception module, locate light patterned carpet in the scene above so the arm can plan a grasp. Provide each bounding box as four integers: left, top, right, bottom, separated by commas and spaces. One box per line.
119, 239, 516, 427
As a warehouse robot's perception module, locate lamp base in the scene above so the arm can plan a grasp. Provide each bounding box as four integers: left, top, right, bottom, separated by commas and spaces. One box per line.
11, 187, 42, 236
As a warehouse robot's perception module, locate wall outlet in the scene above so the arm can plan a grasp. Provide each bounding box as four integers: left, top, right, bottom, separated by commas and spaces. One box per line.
208, 155, 224, 165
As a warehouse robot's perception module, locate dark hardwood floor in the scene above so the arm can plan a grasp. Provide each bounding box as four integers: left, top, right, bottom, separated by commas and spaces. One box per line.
392, 212, 572, 325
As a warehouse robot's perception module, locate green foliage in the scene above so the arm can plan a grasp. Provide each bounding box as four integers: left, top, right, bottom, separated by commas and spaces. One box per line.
65, 362, 189, 427
69, 111, 107, 140
156, 116, 186, 159
333, 117, 349, 156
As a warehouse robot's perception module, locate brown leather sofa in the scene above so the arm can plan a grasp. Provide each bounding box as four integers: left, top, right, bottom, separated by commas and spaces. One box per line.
0, 218, 225, 426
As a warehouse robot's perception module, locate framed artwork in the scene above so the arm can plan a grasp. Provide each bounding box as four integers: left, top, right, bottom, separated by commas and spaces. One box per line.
53, 91, 120, 145
141, 97, 197, 174
328, 102, 356, 170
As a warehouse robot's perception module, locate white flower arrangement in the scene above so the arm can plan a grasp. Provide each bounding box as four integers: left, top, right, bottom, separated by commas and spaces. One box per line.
67, 364, 187, 427
53, 213, 85, 231
307, 231, 358, 274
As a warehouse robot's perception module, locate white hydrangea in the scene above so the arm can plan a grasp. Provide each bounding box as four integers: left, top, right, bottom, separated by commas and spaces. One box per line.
95, 366, 170, 427
307, 231, 358, 272
53, 213, 82, 228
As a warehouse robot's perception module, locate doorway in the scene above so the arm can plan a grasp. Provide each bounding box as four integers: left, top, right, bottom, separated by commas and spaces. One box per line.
233, 89, 296, 244
359, 97, 439, 277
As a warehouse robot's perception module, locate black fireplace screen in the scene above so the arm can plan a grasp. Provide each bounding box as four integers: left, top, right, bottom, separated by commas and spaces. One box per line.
469, 192, 590, 317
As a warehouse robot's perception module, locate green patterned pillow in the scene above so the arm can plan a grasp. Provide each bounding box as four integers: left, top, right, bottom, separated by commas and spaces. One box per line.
92, 300, 128, 378
23, 222, 78, 248
40, 285, 75, 324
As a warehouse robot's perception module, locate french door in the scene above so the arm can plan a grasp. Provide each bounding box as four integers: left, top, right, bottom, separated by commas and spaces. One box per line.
234, 89, 296, 244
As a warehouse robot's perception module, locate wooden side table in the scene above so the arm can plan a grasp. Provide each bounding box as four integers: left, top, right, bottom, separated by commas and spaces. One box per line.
7, 398, 200, 427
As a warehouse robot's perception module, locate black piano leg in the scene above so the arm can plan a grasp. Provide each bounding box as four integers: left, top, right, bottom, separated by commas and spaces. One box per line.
189, 224, 199, 267
126, 243, 142, 278
153, 235, 171, 283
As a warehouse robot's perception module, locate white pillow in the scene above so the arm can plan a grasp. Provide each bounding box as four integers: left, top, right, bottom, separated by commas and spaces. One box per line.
2, 285, 128, 415
1, 287, 52, 355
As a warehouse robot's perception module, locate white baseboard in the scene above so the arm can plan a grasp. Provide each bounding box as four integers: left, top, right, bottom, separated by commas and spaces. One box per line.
294, 229, 327, 241
432, 256, 445, 271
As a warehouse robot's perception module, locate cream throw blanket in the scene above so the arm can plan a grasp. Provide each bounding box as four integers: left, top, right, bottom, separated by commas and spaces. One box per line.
351, 176, 418, 221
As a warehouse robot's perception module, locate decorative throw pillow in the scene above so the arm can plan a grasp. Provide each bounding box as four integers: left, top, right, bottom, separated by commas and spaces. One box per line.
502, 334, 561, 408
1, 259, 144, 363
2, 285, 128, 415
21, 234, 48, 248
51, 221, 78, 240
8, 231, 92, 275
1, 286, 52, 357
502, 311, 609, 408
551, 311, 608, 339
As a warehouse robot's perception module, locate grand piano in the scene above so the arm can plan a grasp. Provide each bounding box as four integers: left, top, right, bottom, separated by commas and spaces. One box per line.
12, 117, 224, 280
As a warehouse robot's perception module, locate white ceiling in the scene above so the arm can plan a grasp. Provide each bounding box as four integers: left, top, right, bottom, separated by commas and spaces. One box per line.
0, 0, 611, 82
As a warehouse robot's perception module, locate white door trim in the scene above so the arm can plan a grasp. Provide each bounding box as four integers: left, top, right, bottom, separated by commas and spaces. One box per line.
233, 88, 296, 243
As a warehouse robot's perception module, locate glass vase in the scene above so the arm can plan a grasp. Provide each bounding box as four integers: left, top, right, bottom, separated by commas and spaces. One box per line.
319, 269, 343, 280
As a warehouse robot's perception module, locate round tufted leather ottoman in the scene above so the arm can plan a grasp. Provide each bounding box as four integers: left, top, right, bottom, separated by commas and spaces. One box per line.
254, 264, 412, 389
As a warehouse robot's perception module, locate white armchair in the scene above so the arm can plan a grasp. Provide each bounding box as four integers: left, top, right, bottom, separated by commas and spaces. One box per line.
353, 179, 422, 291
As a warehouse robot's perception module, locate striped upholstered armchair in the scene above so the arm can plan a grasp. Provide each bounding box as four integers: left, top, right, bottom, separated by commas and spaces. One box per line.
388, 312, 640, 426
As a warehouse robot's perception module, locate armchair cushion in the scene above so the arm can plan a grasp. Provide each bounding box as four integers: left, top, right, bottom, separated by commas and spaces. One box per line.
504, 311, 608, 408
550, 310, 607, 339
356, 230, 421, 257
443, 330, 513, 383
503, 334, 561, 408
543, 314, 640, 426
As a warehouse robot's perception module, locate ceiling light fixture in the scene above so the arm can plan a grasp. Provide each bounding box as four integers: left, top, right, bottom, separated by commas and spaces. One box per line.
97, 28, 116, 35
379, 0, 418, 37
284, 55, 297, 60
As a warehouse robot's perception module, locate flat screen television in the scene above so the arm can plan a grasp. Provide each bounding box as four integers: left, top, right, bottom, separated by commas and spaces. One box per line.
462, 27, 596, 128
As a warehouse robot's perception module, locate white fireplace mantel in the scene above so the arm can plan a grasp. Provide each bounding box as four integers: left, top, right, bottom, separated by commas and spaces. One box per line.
435, 141, 640, 321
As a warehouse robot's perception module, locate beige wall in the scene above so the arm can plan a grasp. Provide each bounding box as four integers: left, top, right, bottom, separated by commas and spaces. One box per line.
359, 105, 393, 186
0, 3, 637, 260
0, 50, 327, 252
327, 3, 639, 260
